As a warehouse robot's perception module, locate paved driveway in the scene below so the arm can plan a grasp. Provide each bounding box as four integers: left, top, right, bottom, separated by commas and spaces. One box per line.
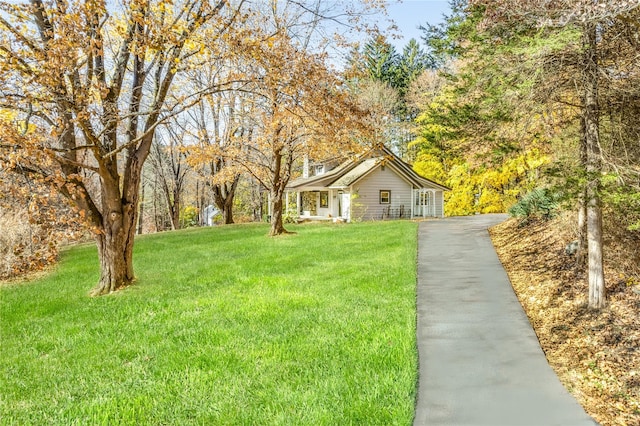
414, 214, 598, 426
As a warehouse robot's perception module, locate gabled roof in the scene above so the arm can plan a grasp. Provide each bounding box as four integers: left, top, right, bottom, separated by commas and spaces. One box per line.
287, 144, 450, 191
286, 156, 358, 189
329, 157, 381, 188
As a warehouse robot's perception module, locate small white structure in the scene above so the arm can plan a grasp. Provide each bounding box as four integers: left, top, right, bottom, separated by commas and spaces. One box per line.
202, 205, 220, 226
286, 144, 449, 222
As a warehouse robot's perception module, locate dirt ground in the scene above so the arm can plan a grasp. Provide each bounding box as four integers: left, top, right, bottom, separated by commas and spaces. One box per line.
490, 213, 640, 426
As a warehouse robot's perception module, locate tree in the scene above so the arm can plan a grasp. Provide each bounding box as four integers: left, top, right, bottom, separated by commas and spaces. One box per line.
181, 0, 387, 227
346, 35, 433, 159
469, 0, 640, 309
397, 39, 432, 100
186, 72, 245, 225
149, 119, 191, 231
361, 35, 400, 85
224, 32, 370, 236
0, 161, 86, 279
0, 0, 243, 295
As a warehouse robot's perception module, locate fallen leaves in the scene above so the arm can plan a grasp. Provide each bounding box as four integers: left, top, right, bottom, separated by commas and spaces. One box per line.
490, 213, 640, 426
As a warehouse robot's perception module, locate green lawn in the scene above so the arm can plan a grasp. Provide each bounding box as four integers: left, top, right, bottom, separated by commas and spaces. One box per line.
1, 221, 418, 425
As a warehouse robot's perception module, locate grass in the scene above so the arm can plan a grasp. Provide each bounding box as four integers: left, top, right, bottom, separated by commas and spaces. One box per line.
1, 221, 418, 425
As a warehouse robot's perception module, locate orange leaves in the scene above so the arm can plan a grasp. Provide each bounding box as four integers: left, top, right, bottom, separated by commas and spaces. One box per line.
0, 169, 86, 280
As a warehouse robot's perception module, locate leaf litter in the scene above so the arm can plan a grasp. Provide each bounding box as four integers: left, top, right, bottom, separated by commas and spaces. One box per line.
490, 213, 640, 426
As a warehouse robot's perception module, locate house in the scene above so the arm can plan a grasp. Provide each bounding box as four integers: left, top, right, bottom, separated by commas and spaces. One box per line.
202, 205, 220, 226
285, 144, 449, 221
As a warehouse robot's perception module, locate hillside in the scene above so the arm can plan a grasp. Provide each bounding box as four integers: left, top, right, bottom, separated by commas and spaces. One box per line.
490, 215, 640, 426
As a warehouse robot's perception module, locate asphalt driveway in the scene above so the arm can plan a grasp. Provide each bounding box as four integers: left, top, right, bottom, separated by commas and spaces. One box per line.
414, 214, 598, 426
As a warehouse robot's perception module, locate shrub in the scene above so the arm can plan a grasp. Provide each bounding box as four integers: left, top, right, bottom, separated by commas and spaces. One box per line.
508, 188, 559, 221
179, 205, 199, 228
0, 172, 87, 280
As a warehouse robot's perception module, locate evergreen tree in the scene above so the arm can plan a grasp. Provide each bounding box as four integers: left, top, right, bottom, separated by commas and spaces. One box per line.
346, 35, 434, 158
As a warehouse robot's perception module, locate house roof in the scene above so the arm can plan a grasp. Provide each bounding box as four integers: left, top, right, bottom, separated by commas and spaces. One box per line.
287, 157, 359, 189
329, 158, 381, 188
287, 144, 450, 191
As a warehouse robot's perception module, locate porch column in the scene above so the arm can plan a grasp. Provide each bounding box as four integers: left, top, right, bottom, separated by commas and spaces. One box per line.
285, 192, 290, 215
411, 188, 415, 218
422, 189, 428, 218
297, 191, 301, 215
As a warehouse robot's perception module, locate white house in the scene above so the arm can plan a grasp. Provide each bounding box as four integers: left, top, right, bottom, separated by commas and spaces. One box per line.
285, 145, 449, 221
202, 205, 220, 226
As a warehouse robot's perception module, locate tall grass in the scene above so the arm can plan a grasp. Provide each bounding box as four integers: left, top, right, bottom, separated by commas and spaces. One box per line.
1, 221, 418, 425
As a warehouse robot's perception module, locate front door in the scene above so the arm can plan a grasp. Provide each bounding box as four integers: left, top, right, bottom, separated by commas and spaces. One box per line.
415, 189, 433, 218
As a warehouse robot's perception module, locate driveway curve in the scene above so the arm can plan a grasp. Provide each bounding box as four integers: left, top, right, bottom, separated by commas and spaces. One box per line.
414, 214, 598, 426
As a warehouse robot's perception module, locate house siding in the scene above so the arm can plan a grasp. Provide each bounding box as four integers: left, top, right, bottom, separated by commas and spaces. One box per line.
351, 167, 412, 220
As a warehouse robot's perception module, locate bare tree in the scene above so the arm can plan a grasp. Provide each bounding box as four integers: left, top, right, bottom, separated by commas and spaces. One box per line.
148, 120, 191, 230
0, 0, 244, 295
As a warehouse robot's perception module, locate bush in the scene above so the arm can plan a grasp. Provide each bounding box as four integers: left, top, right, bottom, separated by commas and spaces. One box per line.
508, 188, 559, 221
0, 172, 87, 280
179, 205, 199, 228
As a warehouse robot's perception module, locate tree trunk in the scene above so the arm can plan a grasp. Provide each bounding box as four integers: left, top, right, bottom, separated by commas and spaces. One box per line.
576, 196, 587, 267
576, 117, 588, 268
137, 179, 145, 235
91, 206, 136, 296
586, 189, 605, 308
583, 23, 606, 309
268, 147, 291, 236
222, 200, 234, 224
269, 189, 287, 236
213, 177, 239, 225
170, 196, 181, 230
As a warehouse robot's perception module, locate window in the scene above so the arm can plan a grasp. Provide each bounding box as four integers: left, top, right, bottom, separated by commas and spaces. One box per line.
319, 191, 329, 208
379, 190, 391, 204
416, 191, 432, 206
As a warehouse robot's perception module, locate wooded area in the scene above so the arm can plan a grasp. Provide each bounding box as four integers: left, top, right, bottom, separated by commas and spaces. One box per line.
412, 0, 640, 310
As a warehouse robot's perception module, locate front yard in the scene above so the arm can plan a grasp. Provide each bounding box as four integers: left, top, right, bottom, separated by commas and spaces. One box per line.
1, 222, 418, 425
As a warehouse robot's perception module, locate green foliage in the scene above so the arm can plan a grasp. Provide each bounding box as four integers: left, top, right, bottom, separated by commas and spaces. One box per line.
362, 35, 400, 86
420, 0, 483, 64
0, 222, 418, 425
600, 177, 640, 232
410, 0, 564, 218
347, 35, 434, 157
179, 205, 199, 228
508, 188, 560, 221
352, 36, 433, 94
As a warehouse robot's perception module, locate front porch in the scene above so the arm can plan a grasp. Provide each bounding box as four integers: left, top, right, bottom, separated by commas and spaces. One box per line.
283, 189, 350, 222
278, 187, 439, 222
